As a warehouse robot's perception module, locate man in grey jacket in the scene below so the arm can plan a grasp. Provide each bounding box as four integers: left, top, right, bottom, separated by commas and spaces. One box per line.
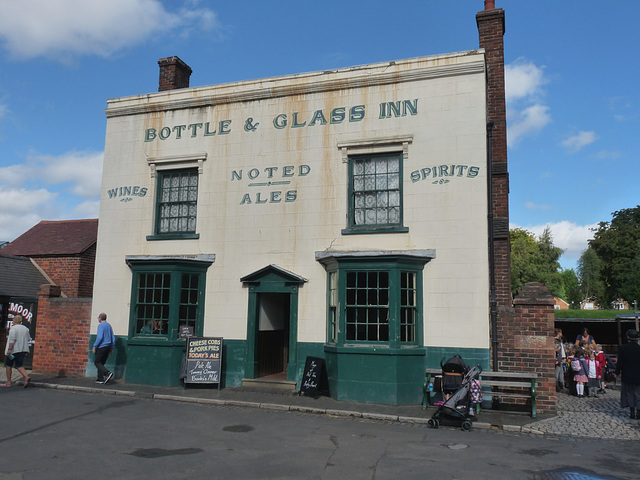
2, 315, 32, 388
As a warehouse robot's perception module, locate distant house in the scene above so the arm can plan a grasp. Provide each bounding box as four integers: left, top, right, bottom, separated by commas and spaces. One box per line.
554, 297, 570, 310
612, 298, 629, 310
0, 219, 98, 298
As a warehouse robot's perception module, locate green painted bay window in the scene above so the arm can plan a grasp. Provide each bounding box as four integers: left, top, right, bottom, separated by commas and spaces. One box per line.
126, 256, 214, 341
317, 251, 433, 349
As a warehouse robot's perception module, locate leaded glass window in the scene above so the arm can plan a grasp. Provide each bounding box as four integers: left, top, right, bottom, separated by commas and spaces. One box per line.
350, 153, 402, 228
157, 169, 198, 234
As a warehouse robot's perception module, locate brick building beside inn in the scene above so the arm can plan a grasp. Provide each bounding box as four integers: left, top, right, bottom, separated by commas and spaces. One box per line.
90, 1, 556, 410
0, 219, 97, 376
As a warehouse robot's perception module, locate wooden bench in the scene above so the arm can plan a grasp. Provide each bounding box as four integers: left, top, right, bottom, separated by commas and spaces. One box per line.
422, 368, 539, 417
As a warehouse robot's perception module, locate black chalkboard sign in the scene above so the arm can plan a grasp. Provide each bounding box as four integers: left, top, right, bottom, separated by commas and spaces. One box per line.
299, 356, 329, 398
184, 337, 223, 388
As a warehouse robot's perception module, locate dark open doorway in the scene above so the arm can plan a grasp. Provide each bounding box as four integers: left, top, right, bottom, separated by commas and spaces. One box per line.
256, 292, 290, 377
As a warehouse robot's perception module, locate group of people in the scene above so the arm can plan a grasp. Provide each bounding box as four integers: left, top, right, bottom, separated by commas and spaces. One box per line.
555, 328, 610, 398
555, 326, 640, 420
2, 312, 116, 387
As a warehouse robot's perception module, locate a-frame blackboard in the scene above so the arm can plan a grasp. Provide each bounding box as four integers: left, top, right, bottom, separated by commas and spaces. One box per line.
183, 337, 223, 389
299, 356, 329, 398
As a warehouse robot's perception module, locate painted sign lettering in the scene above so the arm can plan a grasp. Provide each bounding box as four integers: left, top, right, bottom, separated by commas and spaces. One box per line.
9, 302, 33, 322
233, 164, 310, 205
410, 165, 481, 184
143, 99, 418, 142
107, 186, 148, 202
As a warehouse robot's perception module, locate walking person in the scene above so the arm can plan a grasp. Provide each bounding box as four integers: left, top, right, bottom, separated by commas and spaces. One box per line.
615, 329, 640, 419
93, 312, 115, 384
2, 315, 32, 388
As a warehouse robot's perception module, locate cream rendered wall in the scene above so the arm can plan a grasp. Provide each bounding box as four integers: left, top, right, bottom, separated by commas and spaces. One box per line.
92, 50, 489, 350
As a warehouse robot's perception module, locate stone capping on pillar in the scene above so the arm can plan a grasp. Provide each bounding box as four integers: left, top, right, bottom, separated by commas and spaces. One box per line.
513, 282, 556, 306
38, 284, 61, 298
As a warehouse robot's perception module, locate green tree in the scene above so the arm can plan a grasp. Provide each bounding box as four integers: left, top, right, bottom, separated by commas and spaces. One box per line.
561, 269, 581, 308
510, 227, 564, 298
589, 206, 640, 304
576, 247, 605, 305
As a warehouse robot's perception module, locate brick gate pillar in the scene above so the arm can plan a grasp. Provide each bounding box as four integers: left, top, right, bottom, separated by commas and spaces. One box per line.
498, 282, 556, 414
33, 284, 92, 377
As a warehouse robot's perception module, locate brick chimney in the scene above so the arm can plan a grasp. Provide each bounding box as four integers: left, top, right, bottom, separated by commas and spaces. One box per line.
158, 56, 192, 92
476, 2, 509, 309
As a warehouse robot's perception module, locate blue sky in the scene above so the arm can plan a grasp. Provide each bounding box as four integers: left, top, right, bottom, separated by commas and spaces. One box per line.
0, 0, 638, 271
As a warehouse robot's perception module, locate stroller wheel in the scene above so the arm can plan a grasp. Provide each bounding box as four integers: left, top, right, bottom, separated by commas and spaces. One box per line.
461, 420, 472, 432
427, 418, 439, 429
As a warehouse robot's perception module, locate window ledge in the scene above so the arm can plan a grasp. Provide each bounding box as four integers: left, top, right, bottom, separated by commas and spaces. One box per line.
324, 344, 426, 356
341, 226, 409, 235
147, 233, 200, 241
128, 337, 186, 347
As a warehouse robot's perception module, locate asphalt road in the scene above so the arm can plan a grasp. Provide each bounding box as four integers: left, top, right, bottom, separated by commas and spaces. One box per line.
0, 388, 636, 480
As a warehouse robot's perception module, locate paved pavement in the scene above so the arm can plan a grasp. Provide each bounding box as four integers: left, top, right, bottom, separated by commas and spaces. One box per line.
3, 369, 639, 440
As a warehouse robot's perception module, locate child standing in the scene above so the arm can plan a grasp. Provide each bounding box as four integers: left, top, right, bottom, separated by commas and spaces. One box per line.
571, 346, 589, 398
585, 347, 599, 398
595, 345, 607, 393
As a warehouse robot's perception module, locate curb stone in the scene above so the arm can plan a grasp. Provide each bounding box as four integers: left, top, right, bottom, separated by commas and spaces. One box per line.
24, 381, 558, 436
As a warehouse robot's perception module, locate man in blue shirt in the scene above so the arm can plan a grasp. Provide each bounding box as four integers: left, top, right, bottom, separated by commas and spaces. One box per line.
93, 312, 115, 384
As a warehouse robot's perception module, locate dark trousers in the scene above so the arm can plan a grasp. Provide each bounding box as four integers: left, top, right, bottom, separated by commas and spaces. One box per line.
94, 346, 111, 380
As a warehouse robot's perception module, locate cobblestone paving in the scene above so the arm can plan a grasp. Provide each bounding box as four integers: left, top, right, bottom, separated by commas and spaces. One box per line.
523, 387, 640, 440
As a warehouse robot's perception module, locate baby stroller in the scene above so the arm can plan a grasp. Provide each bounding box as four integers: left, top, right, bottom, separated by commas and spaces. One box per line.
440, 354, 469, 396
428, 364, 483, 431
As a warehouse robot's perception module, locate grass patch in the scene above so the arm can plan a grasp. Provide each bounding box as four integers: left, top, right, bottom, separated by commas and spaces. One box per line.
555, 309, 638, 319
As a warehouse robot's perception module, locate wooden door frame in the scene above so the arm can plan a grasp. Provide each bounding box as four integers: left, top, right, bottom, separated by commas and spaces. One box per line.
241, 265, 306, 381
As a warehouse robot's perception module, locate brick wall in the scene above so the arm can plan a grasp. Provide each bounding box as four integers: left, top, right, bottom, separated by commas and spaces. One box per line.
32, 249, 95, 298
32, 284, 92, 377
498, 283, 556, 414
78, 244, 96, 298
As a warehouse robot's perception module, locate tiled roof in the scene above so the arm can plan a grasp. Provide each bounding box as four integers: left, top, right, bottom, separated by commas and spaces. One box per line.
0, 219, 98, 256
0, 254, 52, 297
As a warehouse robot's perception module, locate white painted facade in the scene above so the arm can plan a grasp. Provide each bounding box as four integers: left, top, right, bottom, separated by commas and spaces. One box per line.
92, 50, 490, 366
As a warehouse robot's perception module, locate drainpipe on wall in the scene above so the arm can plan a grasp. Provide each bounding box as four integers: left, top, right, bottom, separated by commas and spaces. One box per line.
486, 122, 499, 371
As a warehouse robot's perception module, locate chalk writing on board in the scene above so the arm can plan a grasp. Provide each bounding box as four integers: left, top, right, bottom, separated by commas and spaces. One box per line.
303, 360, 319, 389
299, 356, 329, 398
184, 337, 223, 387
188, 360, 220, 382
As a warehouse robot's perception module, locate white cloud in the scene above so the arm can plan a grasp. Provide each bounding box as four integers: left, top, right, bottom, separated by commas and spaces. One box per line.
0, 0, 219, 60
505, 60, 546, 103
0, 150, 103, 241
594, 150, 621, 161
31, 151, 104, 198
562, 131, 598, 153
511, 220, 597, 269
525, 201, 551, 210
507, 104, 551, 147
0, 186, 58, 240
505, 59, 551, 147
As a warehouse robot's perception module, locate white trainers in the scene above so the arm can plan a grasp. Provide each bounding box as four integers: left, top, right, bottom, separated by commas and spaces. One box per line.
103, 372, 114, 384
